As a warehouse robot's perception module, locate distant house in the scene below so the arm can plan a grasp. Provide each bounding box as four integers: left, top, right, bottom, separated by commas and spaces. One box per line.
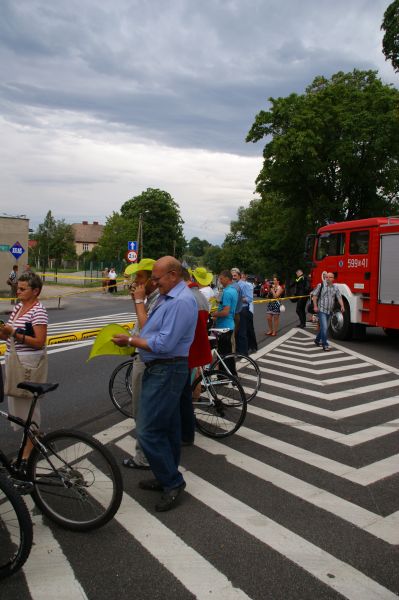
71, 221, 104, 255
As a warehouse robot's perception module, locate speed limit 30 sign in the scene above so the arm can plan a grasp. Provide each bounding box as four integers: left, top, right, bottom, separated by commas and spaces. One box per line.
126, 250, 138, 263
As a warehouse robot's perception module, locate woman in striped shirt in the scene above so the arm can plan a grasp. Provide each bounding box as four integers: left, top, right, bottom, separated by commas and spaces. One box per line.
0, 272, 48, 460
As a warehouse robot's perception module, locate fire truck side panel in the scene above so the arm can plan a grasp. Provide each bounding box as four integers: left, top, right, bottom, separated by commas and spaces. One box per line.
376, 229, 399, 329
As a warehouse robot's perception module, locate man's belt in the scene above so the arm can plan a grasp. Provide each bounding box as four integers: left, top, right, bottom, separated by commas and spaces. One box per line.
144, 356, 188, 368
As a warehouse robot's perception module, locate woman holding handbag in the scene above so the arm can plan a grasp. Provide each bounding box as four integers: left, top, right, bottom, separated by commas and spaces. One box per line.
0, 273, 48, 462
265, 275, 283, 337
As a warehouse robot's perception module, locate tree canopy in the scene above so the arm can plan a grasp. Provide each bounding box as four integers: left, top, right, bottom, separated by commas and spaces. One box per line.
246, 70, 399, 229
219, 194, 306, 278
120, 188, 186, 259
187, 237, 211, 257
94, 211, 133, 264
32, 210, 76, 268
382, 0, 399, 72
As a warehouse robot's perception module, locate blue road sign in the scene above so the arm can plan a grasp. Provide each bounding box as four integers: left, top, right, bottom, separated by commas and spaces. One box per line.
9, 241, 25, 259
128, 241, 138, 251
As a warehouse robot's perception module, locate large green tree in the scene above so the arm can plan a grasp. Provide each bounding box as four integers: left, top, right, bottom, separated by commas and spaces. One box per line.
94, 212, 133, 263
382, 0, 399, 72
33, 210, 76, 268
246, 70, 399, 228
120, 188, 186, 259
220, 194, 305, 278
187, 237, 211, 257
202, 244, 223, 274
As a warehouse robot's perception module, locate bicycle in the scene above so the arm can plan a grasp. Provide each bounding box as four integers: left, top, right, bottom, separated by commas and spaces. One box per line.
0, 381, 123, 532
191, 368, 247, 438
208, 328, 261, 402
109, 331, 261, 418
109, 355, 135, 418
0, 472, 33, 579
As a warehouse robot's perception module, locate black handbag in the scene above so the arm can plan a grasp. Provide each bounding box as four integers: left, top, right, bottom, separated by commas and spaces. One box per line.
307, 283, 322, 314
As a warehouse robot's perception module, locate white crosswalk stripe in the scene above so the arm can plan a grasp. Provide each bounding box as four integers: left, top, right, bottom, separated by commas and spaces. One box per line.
47, 313, 137, 334
6, 326, 398, 599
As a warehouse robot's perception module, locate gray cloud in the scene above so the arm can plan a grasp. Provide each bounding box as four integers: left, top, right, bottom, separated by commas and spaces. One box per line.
0, 0, 396, 243
0, 0, 395, 155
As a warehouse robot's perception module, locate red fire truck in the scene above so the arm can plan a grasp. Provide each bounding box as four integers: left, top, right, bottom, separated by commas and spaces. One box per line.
304, 217, 399, 340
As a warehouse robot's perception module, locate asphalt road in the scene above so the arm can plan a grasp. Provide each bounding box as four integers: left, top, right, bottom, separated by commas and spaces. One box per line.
0, 293, 398, 599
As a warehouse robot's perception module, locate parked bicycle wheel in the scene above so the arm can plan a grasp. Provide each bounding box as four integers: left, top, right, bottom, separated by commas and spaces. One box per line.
192, 370, 247, 438
0, 473, 33, 579
28, 430, 123, 531
211, 353, 261, 402
109, 359, 133, 418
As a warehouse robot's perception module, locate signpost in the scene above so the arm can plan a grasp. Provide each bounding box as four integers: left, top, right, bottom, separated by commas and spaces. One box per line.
9, 241, 25, 260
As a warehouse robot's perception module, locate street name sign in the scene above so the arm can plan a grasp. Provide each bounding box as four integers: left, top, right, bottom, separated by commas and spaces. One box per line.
9, 241, 25, 259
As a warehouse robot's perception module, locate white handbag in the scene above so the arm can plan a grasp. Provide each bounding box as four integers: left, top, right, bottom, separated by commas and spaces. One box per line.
4, 338, 48, 399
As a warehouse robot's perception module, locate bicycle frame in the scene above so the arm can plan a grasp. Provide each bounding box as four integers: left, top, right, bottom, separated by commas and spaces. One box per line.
195, 366, 236, 406
0, 394, 63, 483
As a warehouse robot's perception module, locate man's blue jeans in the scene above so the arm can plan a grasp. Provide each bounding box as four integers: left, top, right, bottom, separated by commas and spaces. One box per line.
236, 307, 250, 355
315, 311, 331, 348
180, 371, 195, 444
137, 360, 188, 491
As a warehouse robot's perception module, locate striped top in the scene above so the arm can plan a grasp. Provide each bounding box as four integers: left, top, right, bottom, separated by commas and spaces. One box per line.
6, 301, 48, 354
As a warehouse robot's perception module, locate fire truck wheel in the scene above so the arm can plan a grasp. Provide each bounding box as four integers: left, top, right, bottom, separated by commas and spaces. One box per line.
330, 299, 352, 340
383, 328, 399, 338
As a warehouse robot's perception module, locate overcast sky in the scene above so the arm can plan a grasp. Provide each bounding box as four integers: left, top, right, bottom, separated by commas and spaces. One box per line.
0, 0, 396, 244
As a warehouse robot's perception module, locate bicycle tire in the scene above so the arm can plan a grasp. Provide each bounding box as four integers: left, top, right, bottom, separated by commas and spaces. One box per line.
28, 429, 123, 531
0, 473, 33, 579
192, 370, 247, 438
211, 353, 261, 402
109, 359, 134, 418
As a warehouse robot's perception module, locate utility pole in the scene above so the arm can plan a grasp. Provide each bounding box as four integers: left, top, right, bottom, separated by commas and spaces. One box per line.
137, 211, 149, 260
137, 214, 144, 260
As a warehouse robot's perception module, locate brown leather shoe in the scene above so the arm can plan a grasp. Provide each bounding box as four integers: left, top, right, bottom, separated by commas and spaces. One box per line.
155, 482, 186, 512
139, 478, 163, 491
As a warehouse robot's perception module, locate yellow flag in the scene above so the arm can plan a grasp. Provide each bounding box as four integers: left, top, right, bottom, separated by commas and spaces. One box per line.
87, 324, 134, 361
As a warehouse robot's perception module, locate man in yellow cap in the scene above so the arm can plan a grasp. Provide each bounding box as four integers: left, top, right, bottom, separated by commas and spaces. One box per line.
191, 267, 215, 309
116, 258, 159, 469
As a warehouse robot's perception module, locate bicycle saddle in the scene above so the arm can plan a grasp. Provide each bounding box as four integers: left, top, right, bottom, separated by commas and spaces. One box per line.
17, 382, 59, 395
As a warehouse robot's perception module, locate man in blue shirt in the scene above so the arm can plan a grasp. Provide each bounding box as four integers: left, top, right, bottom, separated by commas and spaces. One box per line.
231, 268, 253, 355
212, 270, 238, 373
113, 256, 197, 511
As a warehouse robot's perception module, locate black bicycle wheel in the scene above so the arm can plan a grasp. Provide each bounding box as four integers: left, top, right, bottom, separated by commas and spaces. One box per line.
0, 473, 33, 579
193, 370, 247, 438
109, 359, 133, 418
211, 353, 261, 402
28, 430, 123, 531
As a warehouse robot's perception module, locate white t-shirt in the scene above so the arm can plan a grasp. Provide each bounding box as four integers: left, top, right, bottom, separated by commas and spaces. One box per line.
199, 286, 215, 309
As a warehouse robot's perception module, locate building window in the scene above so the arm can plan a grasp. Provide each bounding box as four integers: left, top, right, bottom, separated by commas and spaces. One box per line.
83, 243, 89, 252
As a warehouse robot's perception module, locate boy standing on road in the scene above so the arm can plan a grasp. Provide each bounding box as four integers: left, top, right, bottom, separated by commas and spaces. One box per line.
6, 265, 18, 305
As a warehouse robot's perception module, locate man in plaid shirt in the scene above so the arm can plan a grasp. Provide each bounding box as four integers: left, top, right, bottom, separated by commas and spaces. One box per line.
311, 272, 345, 351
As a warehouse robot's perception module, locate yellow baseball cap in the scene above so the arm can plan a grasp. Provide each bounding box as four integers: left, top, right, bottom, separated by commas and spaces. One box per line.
124, 258, 155, 276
